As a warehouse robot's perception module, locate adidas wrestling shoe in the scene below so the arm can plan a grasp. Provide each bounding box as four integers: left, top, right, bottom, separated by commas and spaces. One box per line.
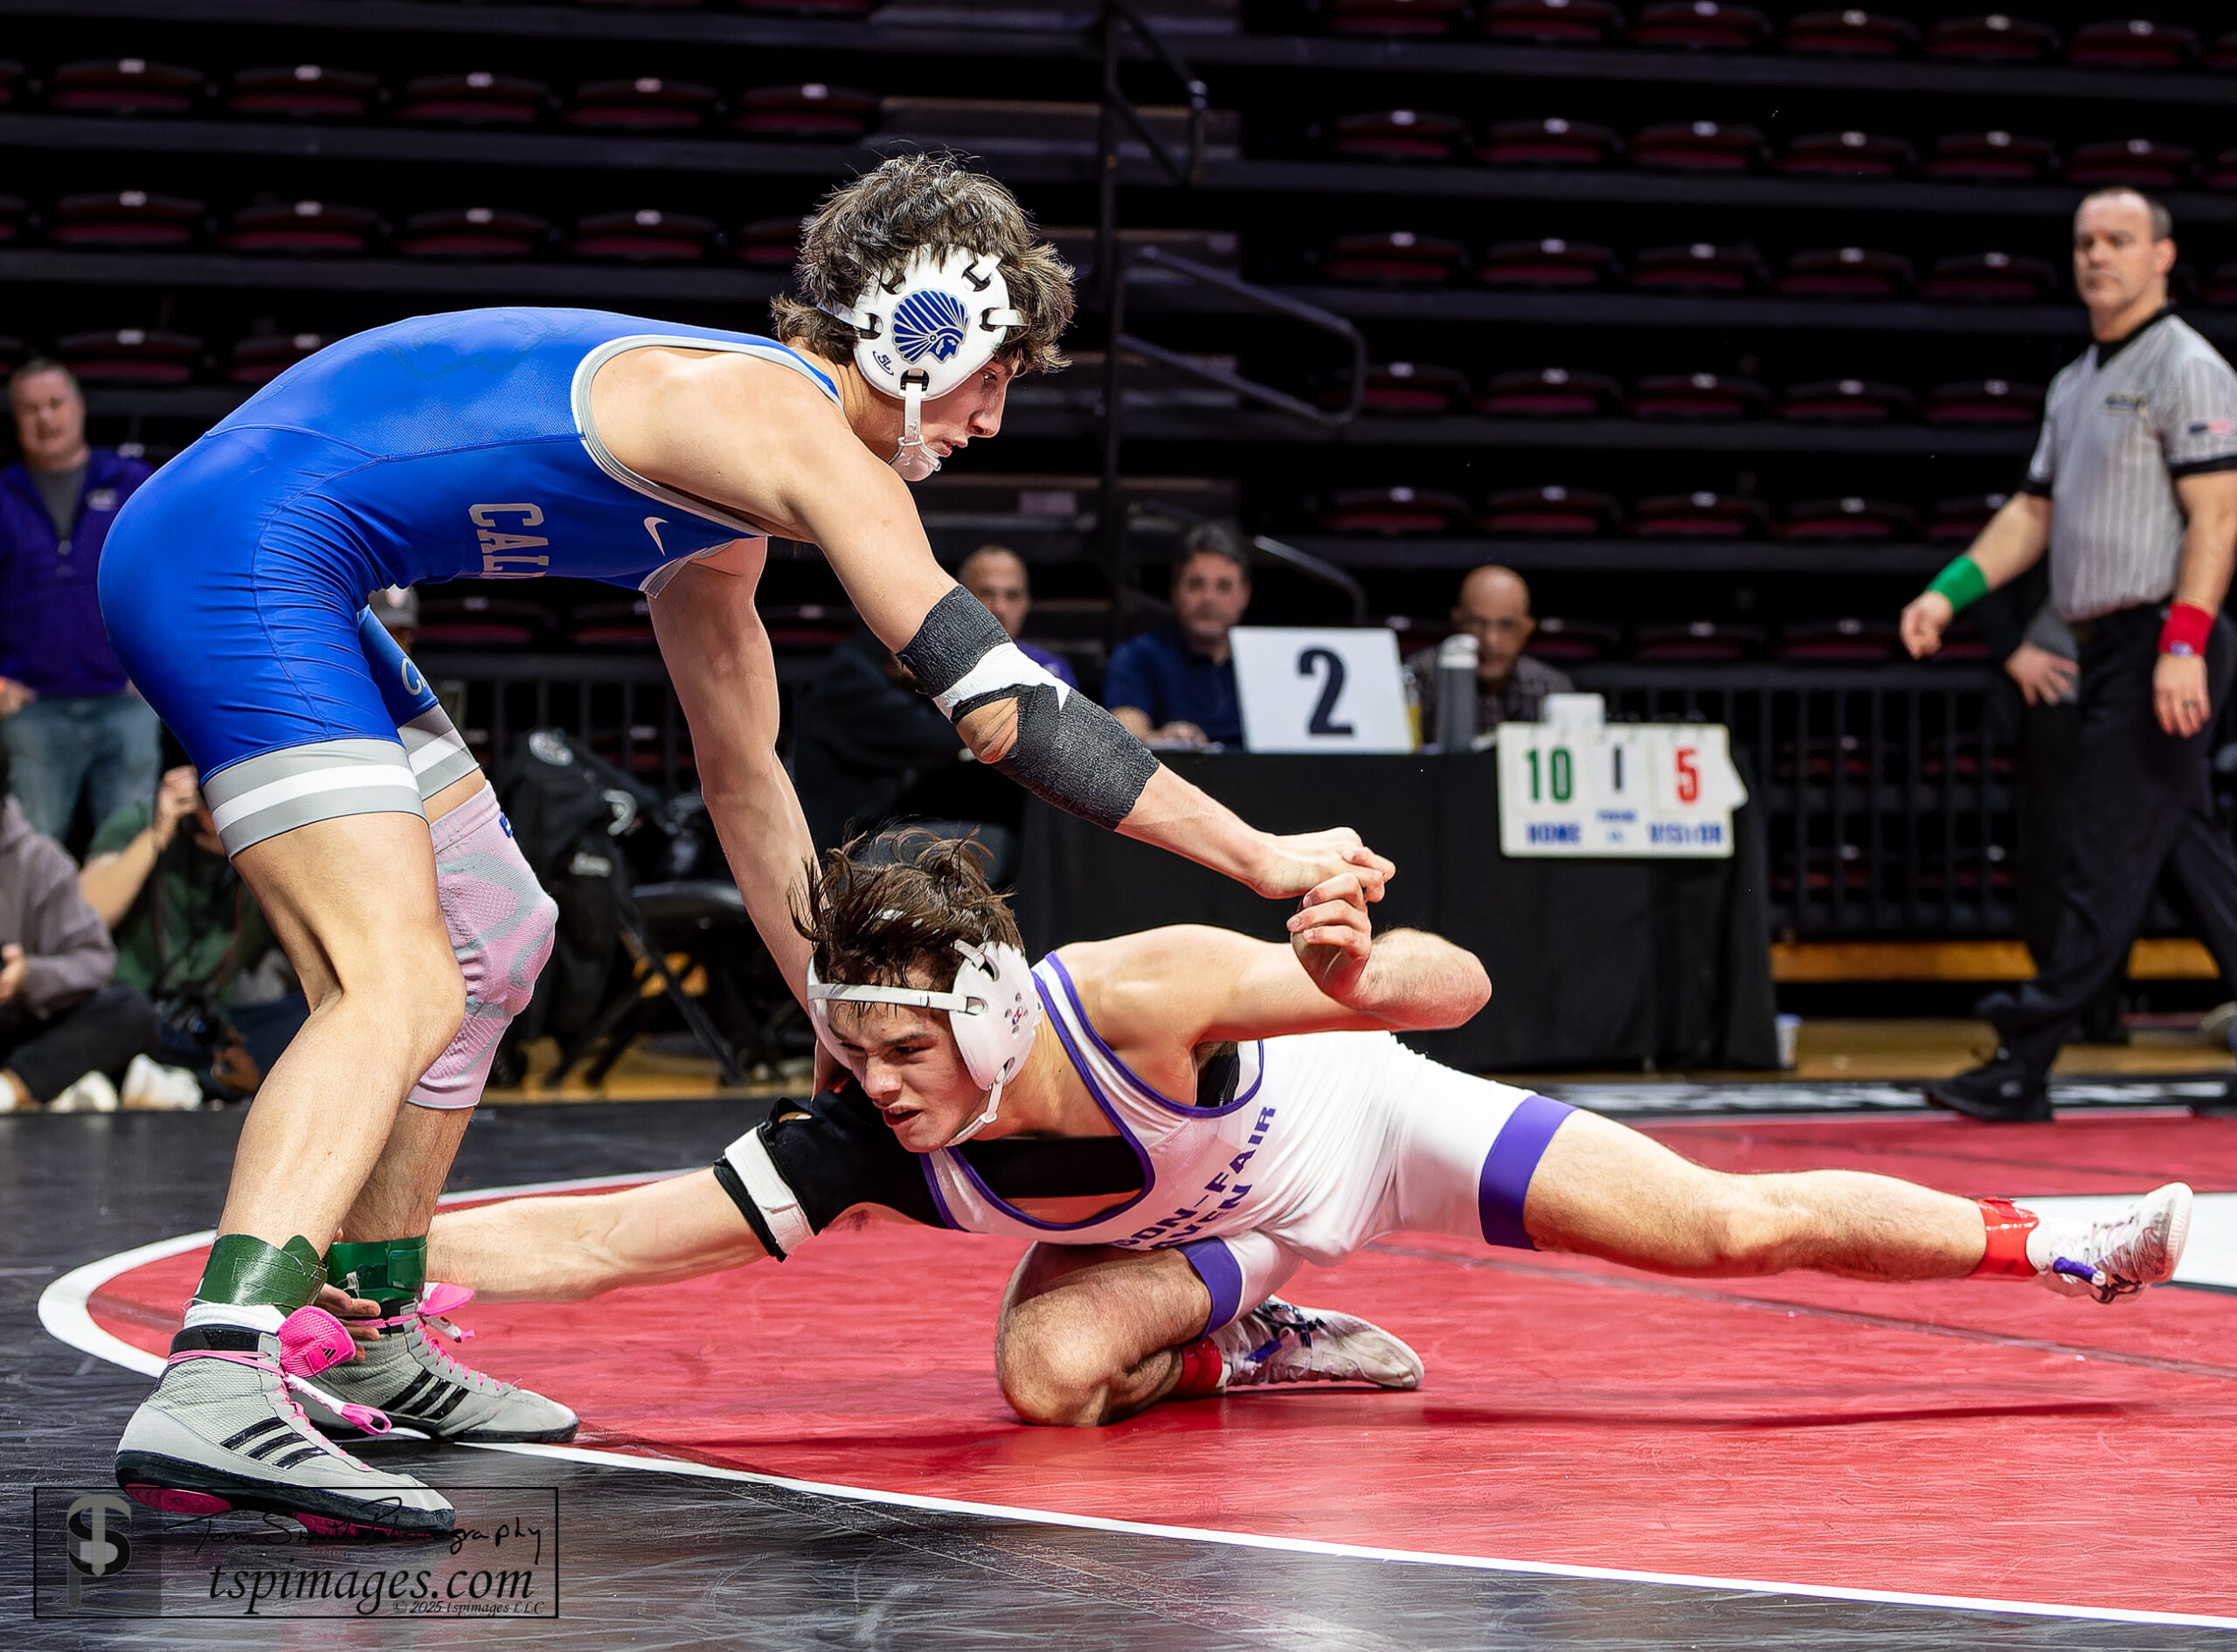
297, 1284, 577, 1445
115, 1310, 452, 1538
1214, 1299, 1424, 1391
2037, 1183, 2193, 1304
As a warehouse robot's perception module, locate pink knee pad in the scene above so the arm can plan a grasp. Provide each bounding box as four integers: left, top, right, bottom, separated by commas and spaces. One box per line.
409, 785, 557, 1110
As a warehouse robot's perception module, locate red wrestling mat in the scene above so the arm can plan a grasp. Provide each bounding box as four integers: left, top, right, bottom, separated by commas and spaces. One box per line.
83, 1114, 2237, 1621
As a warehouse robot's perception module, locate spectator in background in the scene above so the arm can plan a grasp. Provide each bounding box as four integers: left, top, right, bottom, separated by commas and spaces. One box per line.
0, 738, 162, 1111
0, 360, 158, 840
80, 763, 308, 1097
958, 544, 1076, 688
1402, 564, 1573, 745
1105, 523, 1250, 749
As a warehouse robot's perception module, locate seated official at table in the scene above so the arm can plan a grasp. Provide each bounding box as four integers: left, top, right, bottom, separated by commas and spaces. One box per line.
1105, 524, 1250, 750
1402, 564, 1573, 745
958, 543, 1077, 690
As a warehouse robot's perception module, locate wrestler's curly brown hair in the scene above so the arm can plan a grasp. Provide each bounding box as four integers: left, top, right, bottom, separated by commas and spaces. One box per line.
793, 829, 1023, 995
770, 152, 1074, 377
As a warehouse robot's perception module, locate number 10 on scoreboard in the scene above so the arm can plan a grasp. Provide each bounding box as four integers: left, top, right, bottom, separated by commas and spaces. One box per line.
1498, 723, 1745, 858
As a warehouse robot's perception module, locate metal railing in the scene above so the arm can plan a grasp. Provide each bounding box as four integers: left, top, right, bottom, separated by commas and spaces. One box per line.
1573, 662, 2015, 938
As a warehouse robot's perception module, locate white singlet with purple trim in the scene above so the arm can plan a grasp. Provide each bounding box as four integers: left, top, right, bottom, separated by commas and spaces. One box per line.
916, 957, 1575, 1332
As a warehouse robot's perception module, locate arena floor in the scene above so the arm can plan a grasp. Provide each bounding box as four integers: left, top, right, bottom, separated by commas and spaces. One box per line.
10, 1090, 2235, 1649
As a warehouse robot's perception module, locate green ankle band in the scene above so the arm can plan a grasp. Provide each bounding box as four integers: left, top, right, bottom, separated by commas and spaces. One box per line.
1926, 556, 1990, 614
195, 1234, 327, 1312
326, 1236, 427, 1310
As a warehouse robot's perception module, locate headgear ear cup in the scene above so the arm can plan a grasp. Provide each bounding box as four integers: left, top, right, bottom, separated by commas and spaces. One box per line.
820, 247, 1023, 480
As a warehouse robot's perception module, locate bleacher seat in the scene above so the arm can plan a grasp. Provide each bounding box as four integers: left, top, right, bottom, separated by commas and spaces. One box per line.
1475, 237, 1613, 287
226, 65, 378, 120
1633, 120, 1763, 170
397, 71, 547, 125
0, 61, 22, 107
1777, 619, 1900, 660
2068, 18, 2194, 69
1525, 617, 1621, 661
1629, 372, 1767, 418
50, 59, 201, 116
571, 208, 714, 260
55, 328, 202, 384
1782, 130, 1914, 176
1634, 621, 1764, 660
1628, 2, 1766, 51
228, 333, 328, 384
2202, 150, 2237, 192
1924, 379, 2043, 424
0, 195, 21, 245
1927, 493, 2010, 541
1325, 0, 1468, 37
1782, 497, 1916, 539
569, 599, 657, 646
566, 77, 717, 130
1777, 377, 1914, 421
1633, 491, 1770, 536
1783, 10, 1915, 55
1316, 486, 1468, 533
416, 595, 552, 647
1924, 14, 2056, 62
1921, 130, 2053, 182
396, 206, 549, 259
1477, 485, 1618, 536
732, 83, 876, 139
1330, 109, 1465, 162
736, 215, 804, 267
1776, 246, 1912, 298
1630, 242, 1761, 292
2066, 138, 2192, 188
1478, 0, 1622, 44
1352, 362, 1471, 412
2201, 262, 2237, 305
1917, 251, 2055, 301
1473, 117, 1620, 167
1474, 367, 1619, 417
1318, 231, 1462, 284
221, 200, 377, 255
2209, 31, 2237, 71
50, 190, 202, 249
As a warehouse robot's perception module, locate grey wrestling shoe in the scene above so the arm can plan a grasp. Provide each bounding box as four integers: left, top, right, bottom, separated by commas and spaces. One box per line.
2037, 1183, 2193, 1304
115, 1319, 453, 1538
1214, 1299, 1424, 1391
299, 1285, 578, 1445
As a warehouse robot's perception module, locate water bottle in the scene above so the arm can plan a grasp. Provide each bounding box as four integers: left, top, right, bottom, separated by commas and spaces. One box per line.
1436, 632, 1479, 752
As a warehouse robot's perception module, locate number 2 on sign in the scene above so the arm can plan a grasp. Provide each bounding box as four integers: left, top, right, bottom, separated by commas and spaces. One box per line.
1674, 745, 1700, 804
1526, 745, 1573, 803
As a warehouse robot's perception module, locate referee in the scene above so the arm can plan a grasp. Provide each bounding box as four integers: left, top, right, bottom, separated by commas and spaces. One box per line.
1900, 187, 2237, 1121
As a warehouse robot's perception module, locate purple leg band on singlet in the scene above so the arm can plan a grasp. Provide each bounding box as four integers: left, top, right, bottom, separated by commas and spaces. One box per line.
1478, 1094, 1576, 1250
1177, 1238, 1243, 1337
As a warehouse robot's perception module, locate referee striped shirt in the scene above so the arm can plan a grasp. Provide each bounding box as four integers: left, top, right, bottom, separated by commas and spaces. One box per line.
2024, 310, 2237, 622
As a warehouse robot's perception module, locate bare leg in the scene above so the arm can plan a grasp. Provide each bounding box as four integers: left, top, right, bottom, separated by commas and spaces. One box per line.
996, 1244, 1210, 1426
1522, 1109, 1987, 1281
220, 811, 465, 1248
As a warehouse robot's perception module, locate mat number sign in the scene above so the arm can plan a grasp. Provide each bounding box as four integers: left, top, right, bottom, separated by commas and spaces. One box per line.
1498, 722, 1746, 858
1230, 627, 1413, 754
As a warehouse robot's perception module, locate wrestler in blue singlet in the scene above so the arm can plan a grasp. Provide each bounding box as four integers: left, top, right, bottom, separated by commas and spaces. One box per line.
98, 308, 839, 853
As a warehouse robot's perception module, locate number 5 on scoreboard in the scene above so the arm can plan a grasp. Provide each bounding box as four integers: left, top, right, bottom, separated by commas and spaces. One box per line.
1674, 745, 1700, 805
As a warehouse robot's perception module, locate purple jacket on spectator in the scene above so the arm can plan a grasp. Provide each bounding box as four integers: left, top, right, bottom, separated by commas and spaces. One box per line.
0, 447, 153, 698
0, 794, 115, 1031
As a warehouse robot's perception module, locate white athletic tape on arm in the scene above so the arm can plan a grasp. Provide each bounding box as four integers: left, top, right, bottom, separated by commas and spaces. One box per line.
931, 640, 1070, 719
721, 1129, 815, 1256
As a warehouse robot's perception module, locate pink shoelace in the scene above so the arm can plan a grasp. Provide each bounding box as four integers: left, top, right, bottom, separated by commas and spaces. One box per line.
166, 1304, 394, 1458
361, 1282, 489, 1392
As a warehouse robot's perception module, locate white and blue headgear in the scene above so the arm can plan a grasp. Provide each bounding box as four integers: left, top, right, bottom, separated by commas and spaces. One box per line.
806, 937, 1041, 1145
821, 246, 1022, 482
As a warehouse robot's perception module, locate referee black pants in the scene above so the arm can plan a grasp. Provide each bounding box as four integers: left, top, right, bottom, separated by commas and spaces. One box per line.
1989, 603, 2237, 1076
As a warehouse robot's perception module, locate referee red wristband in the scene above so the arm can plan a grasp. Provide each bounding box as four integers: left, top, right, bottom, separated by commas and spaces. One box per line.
2159, 601, 2215, 658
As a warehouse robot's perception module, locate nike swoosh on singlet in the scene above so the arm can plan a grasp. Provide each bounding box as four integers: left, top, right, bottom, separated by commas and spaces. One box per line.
643, 516, 668, 555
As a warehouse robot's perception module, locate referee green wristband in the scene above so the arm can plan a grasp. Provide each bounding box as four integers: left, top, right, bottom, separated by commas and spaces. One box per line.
1925, 556, 1989, 613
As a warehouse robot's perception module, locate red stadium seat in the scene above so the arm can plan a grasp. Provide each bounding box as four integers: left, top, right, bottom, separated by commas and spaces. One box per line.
1928, 492, 2011, 541
397, 71, 547, 125
1777, 246, 1913, 298
1918, 250, 2057, 301
50, 59, 201, 116
1634, 620, 1765, 658
226, 65, 379, 120
1633, 491, 1770, 536
1329, 109, 1466, 162
1630, 242, 1762, 292
1781, 497, 1917, 539
1326, 0, 1469, 36
1633, 120, 1763, 170
1924, 378, 2044, 425
1778, 377, 1915, 421
2209, 30, 2237, 70
56, 327, 202, 384
1629, 371, 1768, 418
1777, 619, 1901, 659
50, 190, 203, 249
1478, 0, 1623, 44
2068, 18, 2195, 69
415, 594, 553, 647
228, 333, 329, 384
0, 61, 21, 107
571, 208, 714, 261
1347, 362, 1472, 413
221, 200, 377, 255
396, 206, 550, 259
732, 83, 877, 139
1472, 117, 1621, 167
1922, 129, 2055, 182
1925, 14, 2056, 62
2202, 150, 2237, 191
1781, 130, 1914, 176
1475, 237, 1614, 287
1319, 231, 1463, 284
2066, 137, 2193, 188
733, 0, 870, 13
568, 599, 657, 647
566, 76, 717, 131
1474, 367, 1621, 417
1525, 617, 1622, 660
1316, 485, 1469, 533
2201, 262, 2237, 306
736, 215, 805, 267
1783, 10, 1915, 54
1477, 484, 1619, 536
1629, 2, 1766, 51
0, 194, 20, 245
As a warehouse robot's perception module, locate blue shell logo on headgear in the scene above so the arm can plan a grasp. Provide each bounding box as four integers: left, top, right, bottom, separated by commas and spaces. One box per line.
892, 290, 969, 364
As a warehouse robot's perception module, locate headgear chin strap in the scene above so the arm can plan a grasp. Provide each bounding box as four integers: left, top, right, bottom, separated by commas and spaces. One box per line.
805, 939, 1042, 1147
820, 247, 1022, 482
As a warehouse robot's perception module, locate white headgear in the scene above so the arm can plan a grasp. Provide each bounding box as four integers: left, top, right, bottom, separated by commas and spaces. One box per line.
806, 938, 1042, 1145
821, 247, 1022, 482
